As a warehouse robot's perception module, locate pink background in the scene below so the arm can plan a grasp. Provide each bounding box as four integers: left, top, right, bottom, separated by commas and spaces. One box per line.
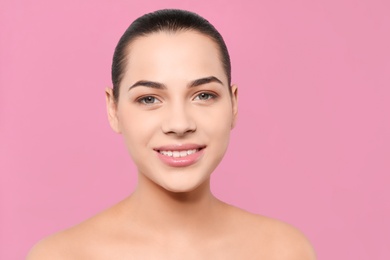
1, 0, 389, 259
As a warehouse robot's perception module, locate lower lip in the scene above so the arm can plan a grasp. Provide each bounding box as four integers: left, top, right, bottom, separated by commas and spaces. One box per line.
156, 149, 205, 167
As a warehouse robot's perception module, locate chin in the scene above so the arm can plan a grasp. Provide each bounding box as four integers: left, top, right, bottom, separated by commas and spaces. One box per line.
158, 174, 210, 194
162, 185, 199, 194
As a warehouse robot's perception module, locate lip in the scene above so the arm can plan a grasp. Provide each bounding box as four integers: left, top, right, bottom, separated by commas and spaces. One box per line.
154, 144, 206, 167
154, 143, 206, 151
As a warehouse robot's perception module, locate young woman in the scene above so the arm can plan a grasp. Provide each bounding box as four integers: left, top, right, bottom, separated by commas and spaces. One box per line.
28, 9, 315, 259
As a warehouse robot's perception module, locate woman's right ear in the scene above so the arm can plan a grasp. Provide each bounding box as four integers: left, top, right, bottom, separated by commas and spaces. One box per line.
105, 88, 121, 134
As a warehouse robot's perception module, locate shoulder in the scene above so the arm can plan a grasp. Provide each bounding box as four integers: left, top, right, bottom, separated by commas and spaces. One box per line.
225, 205, 316, 259
256, 216, 316, 260
26, 202, 130, 259
27, 214, 105, 259
27, 232, 73, 260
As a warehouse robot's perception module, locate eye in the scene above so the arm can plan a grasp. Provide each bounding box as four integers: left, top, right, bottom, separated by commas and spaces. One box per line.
194, 92, 216, 101
137, 96, 161, 105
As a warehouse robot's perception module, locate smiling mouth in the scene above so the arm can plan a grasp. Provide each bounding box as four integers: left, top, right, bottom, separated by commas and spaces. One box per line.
154, 145, 206, 167
158, 149, 201, 158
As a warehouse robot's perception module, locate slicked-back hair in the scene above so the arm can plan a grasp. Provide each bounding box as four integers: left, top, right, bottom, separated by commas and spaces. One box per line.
111, 9, 231, 101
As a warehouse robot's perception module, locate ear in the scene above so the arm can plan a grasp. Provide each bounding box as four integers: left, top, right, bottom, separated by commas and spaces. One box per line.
230, 84, 238, 129
105, 88, 121, 133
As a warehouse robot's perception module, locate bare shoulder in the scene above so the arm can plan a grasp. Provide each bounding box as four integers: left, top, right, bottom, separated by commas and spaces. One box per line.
256, 215, 316, 259
27, 209, 113, 259
225, 205, 316, 260
27, 230, 75, 260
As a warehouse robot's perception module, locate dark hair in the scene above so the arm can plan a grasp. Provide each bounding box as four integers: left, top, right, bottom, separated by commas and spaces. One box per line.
111, 9, 231, 101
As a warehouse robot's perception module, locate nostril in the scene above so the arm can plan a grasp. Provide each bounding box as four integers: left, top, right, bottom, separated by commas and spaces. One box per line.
161, 124, 196, 135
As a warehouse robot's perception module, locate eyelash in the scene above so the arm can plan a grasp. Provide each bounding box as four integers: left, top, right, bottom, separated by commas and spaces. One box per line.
193, 92, 217, 101
137, 96, 161, 105
136, 92, 217, 105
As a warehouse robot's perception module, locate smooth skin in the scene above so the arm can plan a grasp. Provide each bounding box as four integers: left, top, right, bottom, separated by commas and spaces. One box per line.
28, 31, 316, 259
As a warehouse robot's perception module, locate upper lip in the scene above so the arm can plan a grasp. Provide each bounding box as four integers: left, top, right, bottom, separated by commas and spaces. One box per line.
154, 144, 206, 151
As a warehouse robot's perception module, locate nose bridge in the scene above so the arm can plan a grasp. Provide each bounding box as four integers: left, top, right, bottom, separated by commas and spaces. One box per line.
162, 98, 196, 135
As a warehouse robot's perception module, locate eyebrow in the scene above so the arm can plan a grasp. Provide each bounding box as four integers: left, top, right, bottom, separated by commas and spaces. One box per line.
128, 76, 223, 92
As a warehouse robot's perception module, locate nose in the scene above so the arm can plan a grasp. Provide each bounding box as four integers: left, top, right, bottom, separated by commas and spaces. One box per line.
161, 105, 196, 136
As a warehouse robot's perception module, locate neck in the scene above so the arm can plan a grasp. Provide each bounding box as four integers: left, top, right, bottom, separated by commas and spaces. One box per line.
127, 173, 222, 234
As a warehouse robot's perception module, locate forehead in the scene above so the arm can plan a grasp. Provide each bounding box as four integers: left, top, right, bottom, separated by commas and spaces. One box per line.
122, 31, 227, 86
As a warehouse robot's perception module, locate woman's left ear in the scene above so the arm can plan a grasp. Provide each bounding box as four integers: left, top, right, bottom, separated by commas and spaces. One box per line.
231, 84, 238, 129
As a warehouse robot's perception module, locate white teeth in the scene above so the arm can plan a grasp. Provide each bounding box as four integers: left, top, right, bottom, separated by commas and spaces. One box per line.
159, 149, 198, 157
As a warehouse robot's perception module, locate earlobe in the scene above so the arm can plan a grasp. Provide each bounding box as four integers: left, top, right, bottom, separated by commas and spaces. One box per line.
231, 84, 238, 129
105, 88, 121, 134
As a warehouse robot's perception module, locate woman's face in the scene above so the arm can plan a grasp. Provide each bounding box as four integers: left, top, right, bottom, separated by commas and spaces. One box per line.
106, 31, 238, 193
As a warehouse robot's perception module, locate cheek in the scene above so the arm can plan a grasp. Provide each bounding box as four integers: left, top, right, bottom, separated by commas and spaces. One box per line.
213, 120, 232, 148
117, 109, 160, 153
197, 104, 233, 142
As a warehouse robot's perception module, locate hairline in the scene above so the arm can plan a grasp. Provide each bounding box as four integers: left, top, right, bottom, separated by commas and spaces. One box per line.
118, 29, 232, 94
